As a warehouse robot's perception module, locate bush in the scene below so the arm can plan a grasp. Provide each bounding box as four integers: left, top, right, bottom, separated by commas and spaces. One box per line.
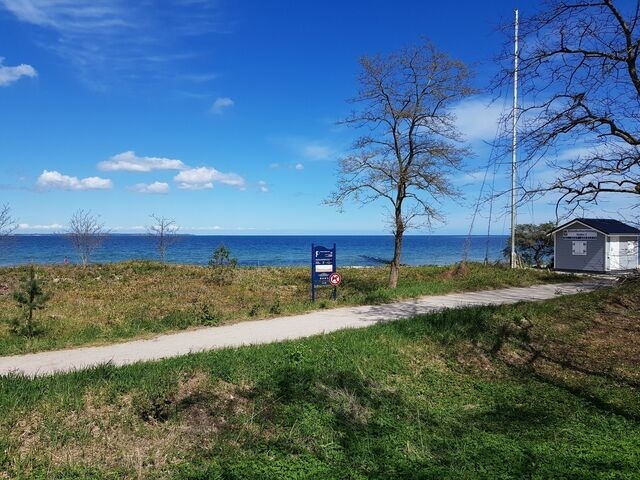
12, 265, 50, 337
208, 244, 237, 285
503, 222, 555, 267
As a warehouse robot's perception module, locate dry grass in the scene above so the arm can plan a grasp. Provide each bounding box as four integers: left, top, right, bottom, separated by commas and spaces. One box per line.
0, 260, 572, 355
7, 370, 259, 479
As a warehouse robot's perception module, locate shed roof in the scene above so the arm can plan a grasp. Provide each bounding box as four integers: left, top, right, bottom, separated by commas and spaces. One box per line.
551, 218, 640, 236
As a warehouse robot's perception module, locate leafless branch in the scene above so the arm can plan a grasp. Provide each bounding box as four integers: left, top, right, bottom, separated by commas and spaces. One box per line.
495, 0, 640, 218
0, 203, 17, 237
147, 214, 180, 263
66, 209, 108, 266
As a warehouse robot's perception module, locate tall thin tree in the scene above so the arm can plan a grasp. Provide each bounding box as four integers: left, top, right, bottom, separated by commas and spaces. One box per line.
327, 40, 475, 288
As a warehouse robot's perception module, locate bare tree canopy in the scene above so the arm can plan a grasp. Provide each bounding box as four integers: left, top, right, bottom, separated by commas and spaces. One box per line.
502, 1, 640, 217
0, 203, 17, 237
327, 40, 475, 288
147, 214, 179, 263
67, 209, 107, 266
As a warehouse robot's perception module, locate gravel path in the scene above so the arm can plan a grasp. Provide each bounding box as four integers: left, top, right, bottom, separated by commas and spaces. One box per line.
0, 281, 607, 377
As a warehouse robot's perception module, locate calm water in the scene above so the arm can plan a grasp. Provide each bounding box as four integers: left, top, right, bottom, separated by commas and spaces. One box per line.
0, 235, 509, 267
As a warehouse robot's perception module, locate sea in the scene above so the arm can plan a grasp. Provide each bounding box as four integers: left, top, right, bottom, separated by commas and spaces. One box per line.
0, 235, 509, 267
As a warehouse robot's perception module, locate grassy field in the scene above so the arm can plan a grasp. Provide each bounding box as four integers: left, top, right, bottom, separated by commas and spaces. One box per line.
0, 261, 572, 355
0, 276, 638, 479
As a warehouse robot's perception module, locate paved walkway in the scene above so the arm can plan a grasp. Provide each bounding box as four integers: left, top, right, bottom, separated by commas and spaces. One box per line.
0, 281, 608, 377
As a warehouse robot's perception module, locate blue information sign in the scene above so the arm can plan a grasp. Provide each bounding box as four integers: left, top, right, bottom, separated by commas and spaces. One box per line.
311, 243, 337, 301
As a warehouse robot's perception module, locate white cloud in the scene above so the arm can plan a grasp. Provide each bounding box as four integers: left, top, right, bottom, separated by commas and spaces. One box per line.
0, 1, 126, 30
174, 166, 245, 190
0, 57, 37, 86
98, 151, 186, 172
0, 1, 225, 88
453, 170, 491, 185
130, 181, 170, 194
111, 225, 146, 232
453, 97, 504, 142
210, 97, 234, 114
36, 170, 113, 191
269, 162, 304, 170
188, 225, 223, 231
258, 180, 268, 193
269, 136, 337, 161
552, 144, 617, 162
302, 143, 332, 160
18, 223, 63, 230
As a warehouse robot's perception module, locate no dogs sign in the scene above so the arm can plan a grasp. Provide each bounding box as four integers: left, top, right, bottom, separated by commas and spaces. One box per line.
311, 243, 340, 302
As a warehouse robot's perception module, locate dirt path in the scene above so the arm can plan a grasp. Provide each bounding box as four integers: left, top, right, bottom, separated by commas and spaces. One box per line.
0, 281, 608, 377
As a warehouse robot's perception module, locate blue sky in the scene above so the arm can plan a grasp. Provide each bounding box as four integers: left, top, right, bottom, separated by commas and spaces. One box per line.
0, 0, 622, 235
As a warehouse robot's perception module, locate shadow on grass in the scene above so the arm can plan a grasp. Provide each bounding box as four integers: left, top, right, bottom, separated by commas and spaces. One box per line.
382, 304, 640, 422
528, 370, 640, 422
249, 363, 438, 478
382, 305, 496, 345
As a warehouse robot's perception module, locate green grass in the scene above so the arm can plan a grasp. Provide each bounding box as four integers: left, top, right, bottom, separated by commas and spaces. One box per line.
0, 277, 638, 479
0, 261, 573, 355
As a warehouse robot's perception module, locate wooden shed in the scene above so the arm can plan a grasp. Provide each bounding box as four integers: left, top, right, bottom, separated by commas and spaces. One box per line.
550, 218, 640, 273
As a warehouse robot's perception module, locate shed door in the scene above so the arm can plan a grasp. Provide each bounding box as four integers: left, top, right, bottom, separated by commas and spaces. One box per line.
609, 236, 621, 270
621, 240, 638, 270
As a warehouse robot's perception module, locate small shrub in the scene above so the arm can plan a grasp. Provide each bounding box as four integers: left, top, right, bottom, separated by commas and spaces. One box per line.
197, 303, 220, 326
269, 299, 282, 315
12, 265, 50, 337
208, 244, 237, 285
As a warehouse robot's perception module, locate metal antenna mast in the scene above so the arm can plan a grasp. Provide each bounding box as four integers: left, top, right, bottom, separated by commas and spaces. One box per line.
510, 8, 519, 269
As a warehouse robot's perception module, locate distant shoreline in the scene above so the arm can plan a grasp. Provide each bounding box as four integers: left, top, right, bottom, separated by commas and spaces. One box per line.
9, 233, 510, 237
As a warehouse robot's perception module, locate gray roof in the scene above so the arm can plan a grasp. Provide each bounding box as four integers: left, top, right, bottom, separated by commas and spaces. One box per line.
551, 218, 640, 235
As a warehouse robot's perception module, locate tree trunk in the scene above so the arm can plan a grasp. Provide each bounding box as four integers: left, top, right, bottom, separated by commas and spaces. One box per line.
388, 200, 405, 290
389, 229, 404, 289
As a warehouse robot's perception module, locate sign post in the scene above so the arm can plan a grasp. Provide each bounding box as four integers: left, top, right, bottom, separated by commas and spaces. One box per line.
311, 243, 337, 302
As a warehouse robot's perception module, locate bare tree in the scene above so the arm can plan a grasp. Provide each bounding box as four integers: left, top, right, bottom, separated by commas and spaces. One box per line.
0, 203, 17, 238
326, 40, 475, 288
498, 1, 640, 218
147, 214, 179, 263
67, 209, 107, 266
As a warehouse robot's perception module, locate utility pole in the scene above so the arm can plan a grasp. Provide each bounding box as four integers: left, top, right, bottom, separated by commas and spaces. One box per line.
511, 8, 519, 269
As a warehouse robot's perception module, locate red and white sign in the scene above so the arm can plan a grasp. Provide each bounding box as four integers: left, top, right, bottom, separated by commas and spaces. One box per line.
329, 272, 342, 286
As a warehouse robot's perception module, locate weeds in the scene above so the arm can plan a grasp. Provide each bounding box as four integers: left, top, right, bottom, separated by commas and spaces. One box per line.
0, 261, 574, 355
